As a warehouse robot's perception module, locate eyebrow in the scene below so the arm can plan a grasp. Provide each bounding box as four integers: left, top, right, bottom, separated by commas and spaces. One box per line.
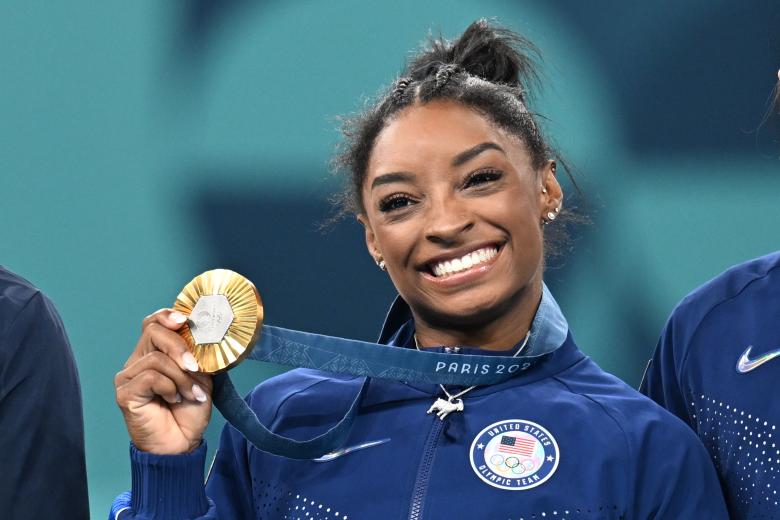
370, 171, 416, 190
451, 142, 506, 167
370, 142, 505, 190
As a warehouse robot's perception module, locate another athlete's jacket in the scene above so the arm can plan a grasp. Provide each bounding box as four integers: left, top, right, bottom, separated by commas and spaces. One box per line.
641, 251, 780, 519
112, 291, 728, 519
0, 267, 89, 519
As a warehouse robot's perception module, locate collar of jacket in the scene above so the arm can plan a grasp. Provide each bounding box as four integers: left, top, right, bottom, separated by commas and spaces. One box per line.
377, 282, 569, 357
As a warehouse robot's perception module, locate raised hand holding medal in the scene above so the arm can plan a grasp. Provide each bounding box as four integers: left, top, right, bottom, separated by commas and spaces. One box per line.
115, 269, 261, 456
114, 306, 214, 456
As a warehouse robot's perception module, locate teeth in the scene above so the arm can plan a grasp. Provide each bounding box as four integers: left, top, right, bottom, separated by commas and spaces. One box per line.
430, 247, 498, 278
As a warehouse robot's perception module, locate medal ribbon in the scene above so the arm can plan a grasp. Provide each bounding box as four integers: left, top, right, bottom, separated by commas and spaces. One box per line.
212, 284, 568, 459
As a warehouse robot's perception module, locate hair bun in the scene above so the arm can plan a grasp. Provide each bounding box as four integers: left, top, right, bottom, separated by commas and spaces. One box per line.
408, 19, 538, 92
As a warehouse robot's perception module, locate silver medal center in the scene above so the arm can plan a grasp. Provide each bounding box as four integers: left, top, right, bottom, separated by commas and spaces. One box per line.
189, 295, 234, 345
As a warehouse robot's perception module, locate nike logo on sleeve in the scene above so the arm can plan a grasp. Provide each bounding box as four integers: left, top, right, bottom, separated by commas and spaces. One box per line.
736, 346, 780, 374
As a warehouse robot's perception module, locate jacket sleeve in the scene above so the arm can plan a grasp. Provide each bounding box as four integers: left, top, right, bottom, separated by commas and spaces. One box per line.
0, 291, 89, 519
639, 313, 694, 428
109, 423, 257, 520
108, 443, 216, 520
630, 414, 728, 519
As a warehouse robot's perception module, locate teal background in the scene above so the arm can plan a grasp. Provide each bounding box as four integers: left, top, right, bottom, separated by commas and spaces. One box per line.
0, 1, 777, 516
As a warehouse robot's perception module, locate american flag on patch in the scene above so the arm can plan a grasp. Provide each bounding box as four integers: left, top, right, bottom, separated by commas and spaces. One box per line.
498, 435, 536, 456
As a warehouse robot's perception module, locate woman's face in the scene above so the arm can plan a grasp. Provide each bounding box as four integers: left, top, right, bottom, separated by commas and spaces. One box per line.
359, 100, 562, 330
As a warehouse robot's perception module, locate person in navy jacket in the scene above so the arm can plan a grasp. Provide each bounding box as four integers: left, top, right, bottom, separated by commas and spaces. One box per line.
642, 251, 780, 518
0, 267, 89, 519
111, 20, 727, 519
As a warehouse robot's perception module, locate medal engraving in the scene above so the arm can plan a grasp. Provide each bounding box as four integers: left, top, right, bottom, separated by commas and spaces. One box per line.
427, 397, 464, 420
189, 295, 234, 345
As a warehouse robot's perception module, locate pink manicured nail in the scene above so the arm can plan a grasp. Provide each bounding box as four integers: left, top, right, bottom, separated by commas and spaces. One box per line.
192, 384, 207, 403
182, 352, 199, 372
170, 312, 188, 324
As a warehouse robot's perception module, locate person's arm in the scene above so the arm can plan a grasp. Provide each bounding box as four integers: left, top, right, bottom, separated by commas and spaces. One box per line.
629, 415, 728, 519
111, 305, 264, 519
111, 308, 216, 519
0, 291, 89, 519
109, 417, 257, 519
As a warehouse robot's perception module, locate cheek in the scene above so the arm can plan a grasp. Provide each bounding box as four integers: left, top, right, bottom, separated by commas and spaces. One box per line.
509, 216, 544, 260
490, 191, 541, 237
372, 222, 417, 264
486, 195, 544, 261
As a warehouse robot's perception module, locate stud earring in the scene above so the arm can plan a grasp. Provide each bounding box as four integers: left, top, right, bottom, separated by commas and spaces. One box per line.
542, 188, 548, 194
376, 258, 386, 271
545, 207, 560, 223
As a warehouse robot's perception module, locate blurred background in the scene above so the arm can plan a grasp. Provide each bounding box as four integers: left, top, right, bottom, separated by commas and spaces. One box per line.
1, 0, 778, 515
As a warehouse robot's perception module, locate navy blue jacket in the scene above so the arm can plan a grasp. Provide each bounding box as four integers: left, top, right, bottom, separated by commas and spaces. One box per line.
641, 251, 780, 519
0, 267, 89, 519
113, 294, 727, 519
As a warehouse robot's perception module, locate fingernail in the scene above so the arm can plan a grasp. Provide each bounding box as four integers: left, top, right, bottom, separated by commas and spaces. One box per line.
192, 384, 207, 403
170, 312, 188, 324
182, 352, 199, 372
175, 392, 183, 403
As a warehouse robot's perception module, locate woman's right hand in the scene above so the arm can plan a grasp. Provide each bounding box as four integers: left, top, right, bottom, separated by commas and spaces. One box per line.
115, 309, 214, 455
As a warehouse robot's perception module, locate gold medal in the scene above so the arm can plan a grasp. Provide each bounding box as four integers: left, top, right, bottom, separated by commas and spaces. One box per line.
173, 269, 264, 373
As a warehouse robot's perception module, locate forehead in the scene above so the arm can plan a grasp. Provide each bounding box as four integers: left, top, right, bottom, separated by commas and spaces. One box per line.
367, 100, 524, 176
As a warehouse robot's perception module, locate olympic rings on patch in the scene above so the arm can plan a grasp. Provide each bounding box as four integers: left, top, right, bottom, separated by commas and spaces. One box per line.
490, 454, 504, 466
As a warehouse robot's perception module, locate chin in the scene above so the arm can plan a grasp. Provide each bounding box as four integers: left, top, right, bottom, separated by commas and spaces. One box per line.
419, 290, 517, 329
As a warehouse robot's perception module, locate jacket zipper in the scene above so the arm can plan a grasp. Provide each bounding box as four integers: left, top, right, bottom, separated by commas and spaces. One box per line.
408, 416, 445, 520
408, 346, 459, 520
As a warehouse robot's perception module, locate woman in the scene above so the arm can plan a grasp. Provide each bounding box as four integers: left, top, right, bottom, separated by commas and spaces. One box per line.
640, 71, 779, 520
641, 250, 780, 519
111, 20, 728, 519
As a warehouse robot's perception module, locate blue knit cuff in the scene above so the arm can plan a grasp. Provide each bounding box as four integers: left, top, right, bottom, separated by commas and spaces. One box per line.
129, 442, 210, 519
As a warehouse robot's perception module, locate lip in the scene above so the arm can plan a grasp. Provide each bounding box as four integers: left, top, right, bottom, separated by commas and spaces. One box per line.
419, 241, 504, 287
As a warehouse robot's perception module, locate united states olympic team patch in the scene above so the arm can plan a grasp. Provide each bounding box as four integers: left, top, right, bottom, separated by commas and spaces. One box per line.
469, 419, 560, 490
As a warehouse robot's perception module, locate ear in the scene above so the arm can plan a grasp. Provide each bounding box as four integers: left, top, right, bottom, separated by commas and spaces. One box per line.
356, 213, 382, 264
540, 160, 563, 219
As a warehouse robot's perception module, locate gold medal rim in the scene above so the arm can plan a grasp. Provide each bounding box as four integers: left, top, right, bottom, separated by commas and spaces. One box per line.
173, 269, 264, 373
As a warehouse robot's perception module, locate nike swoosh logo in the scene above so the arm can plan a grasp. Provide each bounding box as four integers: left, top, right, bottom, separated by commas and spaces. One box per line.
736, 346, 780, 374
312, 438, 390, 462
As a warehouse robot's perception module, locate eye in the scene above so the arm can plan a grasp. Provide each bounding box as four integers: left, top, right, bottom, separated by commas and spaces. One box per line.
464, 168, 503, 188
378, 193, 416, 213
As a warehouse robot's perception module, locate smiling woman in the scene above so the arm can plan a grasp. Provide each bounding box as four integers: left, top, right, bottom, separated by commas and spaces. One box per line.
111, 20, 729, 519
357, 100, 558, 349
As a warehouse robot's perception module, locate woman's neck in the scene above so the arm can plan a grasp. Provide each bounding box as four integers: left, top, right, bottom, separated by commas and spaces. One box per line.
412, 280, 543, 352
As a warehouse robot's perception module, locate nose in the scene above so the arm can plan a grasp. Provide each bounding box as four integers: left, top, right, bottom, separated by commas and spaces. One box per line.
424, 195, 474, 246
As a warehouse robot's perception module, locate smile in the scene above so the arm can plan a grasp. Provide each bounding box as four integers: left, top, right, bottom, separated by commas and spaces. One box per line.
429, 245, 500, 278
